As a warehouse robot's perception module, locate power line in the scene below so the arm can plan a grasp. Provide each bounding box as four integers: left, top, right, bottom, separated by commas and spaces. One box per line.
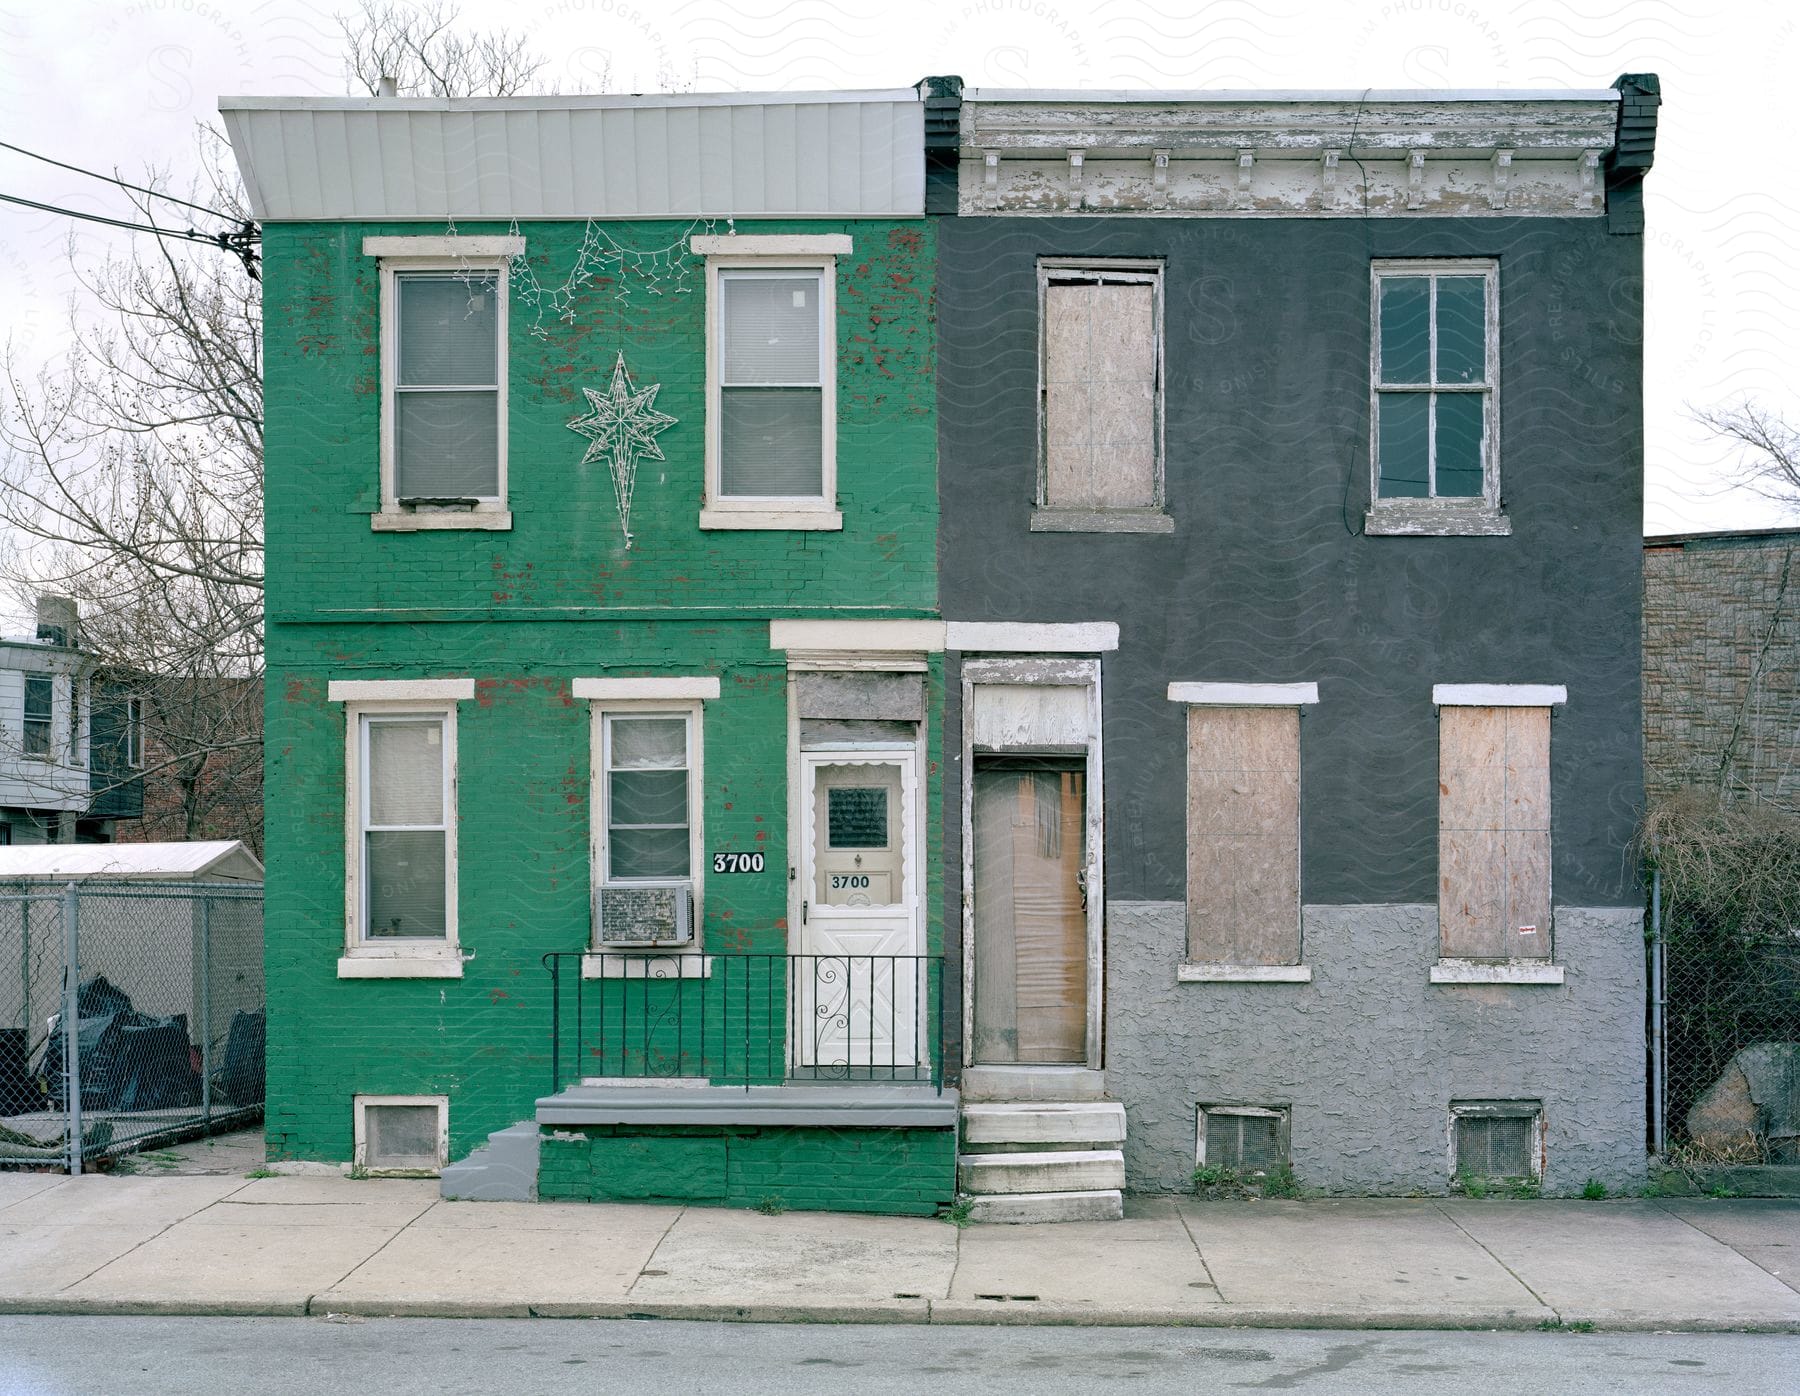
0, 191, 260, 279
0, 138, 227, 219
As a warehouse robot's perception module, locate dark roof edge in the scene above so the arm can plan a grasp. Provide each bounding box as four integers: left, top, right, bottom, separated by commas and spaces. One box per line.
1645, 525, 1800, 549
1605, 73, 1660, 235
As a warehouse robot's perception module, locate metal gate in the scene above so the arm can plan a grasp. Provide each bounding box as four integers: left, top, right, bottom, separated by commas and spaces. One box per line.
0, 881, 264, 1173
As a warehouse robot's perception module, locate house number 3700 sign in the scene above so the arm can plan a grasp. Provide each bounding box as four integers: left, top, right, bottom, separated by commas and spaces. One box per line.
711, 852, 766, 874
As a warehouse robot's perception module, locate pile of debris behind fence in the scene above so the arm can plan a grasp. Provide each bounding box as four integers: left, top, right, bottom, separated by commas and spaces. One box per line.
0, 881, 264, 1171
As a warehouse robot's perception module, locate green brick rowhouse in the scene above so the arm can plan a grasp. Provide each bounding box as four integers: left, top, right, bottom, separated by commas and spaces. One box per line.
224, 76, 1658, 1220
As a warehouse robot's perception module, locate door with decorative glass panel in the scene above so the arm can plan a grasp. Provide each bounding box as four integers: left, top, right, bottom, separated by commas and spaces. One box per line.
796, 751, 922, 1075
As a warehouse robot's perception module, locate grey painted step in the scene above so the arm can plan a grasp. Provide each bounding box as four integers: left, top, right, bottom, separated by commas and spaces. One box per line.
961, 1066, 1106, 1101
962, 1101, 1126, 1148
440, 1121, 540, 1202
967, 1190, 1125, 1224
958, 1148, 1126, 1194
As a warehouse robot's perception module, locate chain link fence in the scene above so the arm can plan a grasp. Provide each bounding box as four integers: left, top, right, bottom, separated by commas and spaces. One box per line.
1653, 863, 1800, 1165
0, 881, 263, 1172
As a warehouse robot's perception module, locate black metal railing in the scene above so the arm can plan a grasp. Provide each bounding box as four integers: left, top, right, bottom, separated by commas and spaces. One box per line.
542, 951, 946, 1094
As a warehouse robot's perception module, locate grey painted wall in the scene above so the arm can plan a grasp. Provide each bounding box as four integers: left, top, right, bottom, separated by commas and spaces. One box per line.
1106, 902, 1647, 1194
936, 216, 1646, 911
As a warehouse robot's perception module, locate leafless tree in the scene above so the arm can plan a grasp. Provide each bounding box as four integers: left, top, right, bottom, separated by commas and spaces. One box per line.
0, 2, 559, 847
1696, 399, 1800, 518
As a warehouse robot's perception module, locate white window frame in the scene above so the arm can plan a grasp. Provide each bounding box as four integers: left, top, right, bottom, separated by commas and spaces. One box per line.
1449, 1100, 1545, 1183
697, 235, 846, 531
125, 695, 143, 770
372, 238, 519, 533
584, 685, 711, 973
1367, 258, 1507, 537
353, 1093, 449, 1176
333, 679, 472, 979
20, 674, 54, 763
1033, 257, 1171, 535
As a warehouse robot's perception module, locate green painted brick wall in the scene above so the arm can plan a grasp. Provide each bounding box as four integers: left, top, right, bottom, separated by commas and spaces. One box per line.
538, 1124, 958, 1216
261, 217, 940, 1171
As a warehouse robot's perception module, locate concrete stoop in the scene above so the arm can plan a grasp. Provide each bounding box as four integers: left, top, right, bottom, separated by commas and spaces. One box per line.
440, 1121, 540, 1202
958, 1100, 1127, 1223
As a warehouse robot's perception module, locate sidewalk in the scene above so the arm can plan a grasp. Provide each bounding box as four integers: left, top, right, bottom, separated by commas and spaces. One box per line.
2, 1169, 1798, 1331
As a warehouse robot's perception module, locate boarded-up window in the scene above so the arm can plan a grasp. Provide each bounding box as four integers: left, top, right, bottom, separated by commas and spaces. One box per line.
1041, 266, 1161, 510
1438, 706, 1551, 960
1186, 707, 1301, 966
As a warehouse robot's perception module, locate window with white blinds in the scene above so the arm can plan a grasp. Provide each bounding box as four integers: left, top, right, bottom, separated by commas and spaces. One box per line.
602, 713, 694, 882
359, 713, 452, 940
393, 274, 501, 500
717, 269, 826, 498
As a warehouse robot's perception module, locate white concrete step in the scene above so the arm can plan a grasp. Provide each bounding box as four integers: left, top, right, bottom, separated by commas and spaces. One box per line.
962, 1101, 1126, 1149
961, 1066, 1107, 1101
958, 1148, 1126, 1195
967, 1190, 1124, 1224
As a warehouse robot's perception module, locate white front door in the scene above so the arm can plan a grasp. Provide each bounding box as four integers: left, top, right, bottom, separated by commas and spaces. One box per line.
796, 750, 922, 1070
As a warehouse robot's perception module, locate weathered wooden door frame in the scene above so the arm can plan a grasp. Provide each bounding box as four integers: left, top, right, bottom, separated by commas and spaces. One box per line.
960, 656, 1105, 1070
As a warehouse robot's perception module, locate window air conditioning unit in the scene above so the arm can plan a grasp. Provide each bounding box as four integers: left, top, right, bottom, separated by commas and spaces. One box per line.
595, 883, 694, 948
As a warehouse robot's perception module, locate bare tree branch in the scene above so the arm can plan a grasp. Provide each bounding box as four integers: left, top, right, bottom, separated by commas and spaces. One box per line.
1695, 399, 1800, 517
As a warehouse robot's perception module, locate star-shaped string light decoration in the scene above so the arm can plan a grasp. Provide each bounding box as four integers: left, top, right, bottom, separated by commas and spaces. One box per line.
566, 352, 678, 548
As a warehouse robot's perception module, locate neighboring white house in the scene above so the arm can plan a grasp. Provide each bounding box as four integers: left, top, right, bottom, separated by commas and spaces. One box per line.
0, 597, 142, 845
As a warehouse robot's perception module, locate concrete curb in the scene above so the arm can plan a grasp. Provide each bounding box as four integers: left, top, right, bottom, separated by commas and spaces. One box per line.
8, 1292, 1799, 1333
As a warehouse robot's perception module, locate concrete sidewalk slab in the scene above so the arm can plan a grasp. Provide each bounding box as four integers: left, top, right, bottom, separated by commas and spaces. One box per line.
187, 1176, 438, 1230
1440, 1199, 1800, 1328
2, 1176, 246, 1229
945, 1209, 1222, 1322
1178, 1198, 1544, 1323
0, 1175, 66, 1213
628, 1208, 956, 1314
55, 1220, 399, 1315
0, 1224, 170, 1302
318, 1203, 681, 1317
1656, 1200, 1800, 1295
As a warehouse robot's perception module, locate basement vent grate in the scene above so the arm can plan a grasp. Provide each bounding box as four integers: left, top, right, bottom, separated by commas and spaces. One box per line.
1198, 1106, 1289, 1174
357, 1097, 446, 1174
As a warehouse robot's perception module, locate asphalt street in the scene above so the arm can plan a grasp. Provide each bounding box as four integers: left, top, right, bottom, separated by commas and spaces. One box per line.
0, 1316, 1795, 1394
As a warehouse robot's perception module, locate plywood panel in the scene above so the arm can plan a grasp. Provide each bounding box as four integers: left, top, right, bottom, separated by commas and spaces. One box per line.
1042, 280, 1156, 509
970, 684, 1091, 750
1438, 706, 1552, 959
1186, 707, 1301, 966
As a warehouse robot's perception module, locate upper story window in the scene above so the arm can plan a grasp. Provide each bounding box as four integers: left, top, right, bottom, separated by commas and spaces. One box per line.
125, 696, 144, 769
22, 675, 53, 760
366, 236, 522, 533
1367, 260, 1507, 536
696, 235, 848, 531
1034, 259, 1171, 535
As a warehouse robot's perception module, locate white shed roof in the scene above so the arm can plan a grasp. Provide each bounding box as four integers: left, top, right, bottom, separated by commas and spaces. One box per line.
0, 841, 263, 882
219, 91, 926, 222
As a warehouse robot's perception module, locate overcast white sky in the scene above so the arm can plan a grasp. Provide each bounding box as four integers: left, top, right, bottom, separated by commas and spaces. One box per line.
0, 0, 1794, 613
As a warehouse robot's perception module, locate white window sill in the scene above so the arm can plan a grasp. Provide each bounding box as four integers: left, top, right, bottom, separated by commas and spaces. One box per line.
1429, 959, 1564, 985
698, 507, 842, 531
582, 952, 712, 979
339, 950, 464, 979
1363, 502, 1511, 537
1178, 963, 1313, 983
372, 510, 512, 533
1030, 507, 1174, 534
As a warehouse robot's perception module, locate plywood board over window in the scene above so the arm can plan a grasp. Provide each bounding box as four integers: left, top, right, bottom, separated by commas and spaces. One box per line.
1438, 706, 1552, 960
1186, 707, 1301, 966
1037, 260, 1165, 527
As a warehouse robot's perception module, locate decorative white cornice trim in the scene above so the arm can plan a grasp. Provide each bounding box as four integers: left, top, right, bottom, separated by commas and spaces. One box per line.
769, 620, 946, 653
691, 234, 852, 256
572, 677, 721, 701
1168, 682, 1319, 706
328, 679, 475, 702
1433, 684, 1567, 707
362, 236, 524, 257
947, 622, 1119, 653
